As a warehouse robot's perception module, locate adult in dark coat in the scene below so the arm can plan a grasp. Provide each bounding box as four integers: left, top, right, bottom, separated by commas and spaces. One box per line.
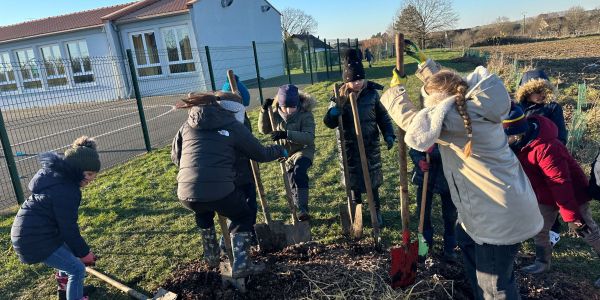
323, 49, 396, 226
171, 92, 285, 278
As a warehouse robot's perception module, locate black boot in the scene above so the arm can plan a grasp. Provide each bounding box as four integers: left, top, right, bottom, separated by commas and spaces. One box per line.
296, 188, 310, 221
231, 232, 265, 278
521, 245, 551, 274
199, 227, 220, 268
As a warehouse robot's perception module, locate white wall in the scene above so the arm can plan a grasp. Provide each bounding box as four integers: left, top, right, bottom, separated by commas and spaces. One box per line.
0, 28, 125, 109
117, 14, 208, 97
190, 0, 284, 86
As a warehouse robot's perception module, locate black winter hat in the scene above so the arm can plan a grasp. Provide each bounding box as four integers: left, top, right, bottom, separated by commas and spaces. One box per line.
64, 136, 101, 172
342, 49, 365, 83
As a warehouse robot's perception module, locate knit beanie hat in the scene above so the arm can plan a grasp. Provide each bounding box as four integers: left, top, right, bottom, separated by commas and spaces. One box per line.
342, 49, 365, 83
221, 74, 251, 107
277, 84, 300, 107
64, 136, 101, 172
503, 104, 529, 136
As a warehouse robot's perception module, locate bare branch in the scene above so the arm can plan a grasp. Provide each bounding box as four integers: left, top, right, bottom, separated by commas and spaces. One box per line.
281, 8, 318, 38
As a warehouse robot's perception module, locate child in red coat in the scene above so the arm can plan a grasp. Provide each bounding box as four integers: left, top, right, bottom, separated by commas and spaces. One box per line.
504, 104, 600, 276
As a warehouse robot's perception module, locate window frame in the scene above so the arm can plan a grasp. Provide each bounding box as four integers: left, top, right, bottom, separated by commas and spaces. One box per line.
14, 48, 43, 91
65, 40, 95, 85
39, 44, 69, 88
129, 30, 163, 78
160, 25, 196, 74
0, 51, 18, 93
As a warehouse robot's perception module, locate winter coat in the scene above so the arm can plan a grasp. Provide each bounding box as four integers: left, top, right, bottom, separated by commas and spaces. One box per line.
380, 60, 543, 245
515, 116, 590, 222
10, 152, 89, 264
258, 92, 316, 170
365, 50, 373, 62
409, 145, 450, 195
172, 104, 283, 202
590, 150, 600, 200
234, 115, 254, 186
515, 69, 567, 145
323, 81, 396, 192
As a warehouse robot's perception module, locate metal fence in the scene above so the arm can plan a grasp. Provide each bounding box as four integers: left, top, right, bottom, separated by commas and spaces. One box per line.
0, 38, 359, 211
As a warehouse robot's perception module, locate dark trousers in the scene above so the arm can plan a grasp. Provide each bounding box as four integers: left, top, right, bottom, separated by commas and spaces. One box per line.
239, 182, 258, 226
286, 157, 312, 190
456, 225, 521, 300
416, 188, 457, 253
351, 188, 380, 210
180, 188, 254, 234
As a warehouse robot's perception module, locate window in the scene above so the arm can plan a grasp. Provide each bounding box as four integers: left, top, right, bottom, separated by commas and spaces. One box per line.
161, 27, 195, 74
131, 32, 162, 77
66, 40, 94, 84
0, 52, 17, 92
40, 45, 68, 87
14, 48, 42, 90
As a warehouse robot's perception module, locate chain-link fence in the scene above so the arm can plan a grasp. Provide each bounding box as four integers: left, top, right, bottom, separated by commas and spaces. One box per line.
0, 37, 358, 211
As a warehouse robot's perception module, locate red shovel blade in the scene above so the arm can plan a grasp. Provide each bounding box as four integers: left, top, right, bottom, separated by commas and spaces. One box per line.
390, 230, 418, 288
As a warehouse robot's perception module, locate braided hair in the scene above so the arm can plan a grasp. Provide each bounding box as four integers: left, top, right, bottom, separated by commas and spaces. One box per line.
424, 71, 473, 157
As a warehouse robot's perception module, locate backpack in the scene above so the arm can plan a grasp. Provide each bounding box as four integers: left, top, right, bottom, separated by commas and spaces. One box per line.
590, 152, 600, 200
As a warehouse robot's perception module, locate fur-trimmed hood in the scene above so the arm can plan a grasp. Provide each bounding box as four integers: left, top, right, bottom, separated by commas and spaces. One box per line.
515, 69, 557, 103
274, 91, 316, 112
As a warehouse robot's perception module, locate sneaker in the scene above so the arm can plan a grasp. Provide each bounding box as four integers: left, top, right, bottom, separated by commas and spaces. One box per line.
549, 231, 560, 247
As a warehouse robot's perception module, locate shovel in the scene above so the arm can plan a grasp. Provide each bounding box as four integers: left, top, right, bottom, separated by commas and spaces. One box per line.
225, 69, 288, 252
267, 107, 311, 244
390, 33, 418, 289
418, 153, 431, 258
86, 267, 177, 300
334, 83, 363, 239
348, 92, 380, 246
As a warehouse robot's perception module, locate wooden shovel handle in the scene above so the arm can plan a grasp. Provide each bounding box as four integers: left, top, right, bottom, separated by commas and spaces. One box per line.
226, 70, 239, 94
395, 34, 411, 235
418, 153, 430, 234
348, 92, 380, 239
86, 267, 150, 300
333, 84, 353, 200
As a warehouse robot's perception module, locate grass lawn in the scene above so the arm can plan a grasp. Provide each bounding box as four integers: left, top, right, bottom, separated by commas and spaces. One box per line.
2, 49, 599, 299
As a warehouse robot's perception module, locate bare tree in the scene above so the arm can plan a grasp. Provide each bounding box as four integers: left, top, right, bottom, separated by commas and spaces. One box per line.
564, 6, 587, 35
393, 0, 459, 48
281, 8, 318, 38
492, 16, 514, 37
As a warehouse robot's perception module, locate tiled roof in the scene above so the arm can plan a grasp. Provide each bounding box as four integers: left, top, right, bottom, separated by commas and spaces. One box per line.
111, 0, 191, 22
0, 3, 132, 43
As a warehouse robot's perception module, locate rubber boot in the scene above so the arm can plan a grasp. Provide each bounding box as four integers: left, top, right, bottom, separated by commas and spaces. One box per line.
56, 272, 68, 300
521, 245, 551, 274
231, 231, 265, 278
199, 227, 220, 268
296, 188, 310, 221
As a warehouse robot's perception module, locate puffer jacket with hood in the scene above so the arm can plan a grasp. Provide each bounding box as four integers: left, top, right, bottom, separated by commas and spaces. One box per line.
11, 152, 89, 264
323, 81, 396, 192
258, 91, 316, 170
515, 69, 567, 145
172, 104, 284, 202
380, 60, 543, 245
515, 115, 590, 222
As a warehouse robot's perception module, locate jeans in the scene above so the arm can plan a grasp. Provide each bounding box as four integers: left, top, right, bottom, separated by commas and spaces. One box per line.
180, 188, 254, 234
415, 188, 457, 254
456, 224, 521, 300
286, 157, 312, 189
43, 245, 86, 300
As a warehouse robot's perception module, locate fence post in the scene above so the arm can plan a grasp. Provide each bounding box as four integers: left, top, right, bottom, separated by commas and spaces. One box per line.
284, 39, 292, 85
324, 39, 330, 79
306, 38, 314, 84
126, 50, 152, 152
0, 109, 24, 205
355, 38, 359, 53
204, 46, 216, 91
252, 41, 264, 104
337, 38, 342, 75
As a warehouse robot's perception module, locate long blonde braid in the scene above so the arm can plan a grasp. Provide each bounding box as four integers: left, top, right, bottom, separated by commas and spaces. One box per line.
424, 71, 473, 157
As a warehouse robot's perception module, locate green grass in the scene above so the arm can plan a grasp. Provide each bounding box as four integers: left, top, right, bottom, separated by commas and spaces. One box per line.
2, 50, 599, 299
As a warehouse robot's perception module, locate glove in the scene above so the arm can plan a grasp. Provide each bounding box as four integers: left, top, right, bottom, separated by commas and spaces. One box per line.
384, 136, 395, 150
390, 68, 408, 88
270, 130, 287, 141
328, 107, 341, 118
262, 98, 274, 110
405, 39, 427, 63
80, 251, 97, 266
568, 220, 591, 238
418, 159, 430, 172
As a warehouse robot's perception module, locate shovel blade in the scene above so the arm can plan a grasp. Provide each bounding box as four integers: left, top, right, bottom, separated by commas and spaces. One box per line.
285, 221, 311, 244
255, 221, 288, 252
390, 241, 418, 289
152, 288, 178, 300
339, 203, 352, 236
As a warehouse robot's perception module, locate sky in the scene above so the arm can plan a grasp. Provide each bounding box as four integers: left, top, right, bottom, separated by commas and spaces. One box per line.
1, 0, 599, 40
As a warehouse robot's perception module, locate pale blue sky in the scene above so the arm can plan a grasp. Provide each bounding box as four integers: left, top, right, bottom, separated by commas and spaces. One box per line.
1, 0, 599, 39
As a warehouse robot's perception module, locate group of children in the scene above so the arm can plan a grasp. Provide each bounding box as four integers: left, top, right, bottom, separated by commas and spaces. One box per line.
9, 42, 600, 300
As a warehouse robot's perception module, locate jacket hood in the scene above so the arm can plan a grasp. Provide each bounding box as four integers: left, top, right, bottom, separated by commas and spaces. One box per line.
187, 104, 238, 130
527, 115, 558, 146
275, 91, 317, 112
516, 71, 557, 103
29, 152, 82, 193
